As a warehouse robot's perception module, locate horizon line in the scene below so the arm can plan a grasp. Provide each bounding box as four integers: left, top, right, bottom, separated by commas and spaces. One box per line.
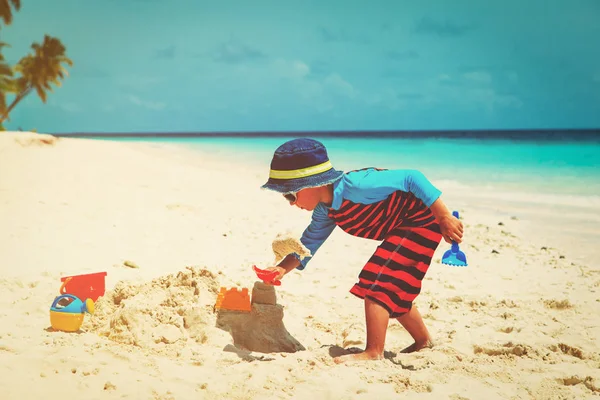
48, 128, 600, 141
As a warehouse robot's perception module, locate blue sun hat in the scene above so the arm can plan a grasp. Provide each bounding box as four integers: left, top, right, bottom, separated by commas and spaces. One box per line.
261, 138, 344, 194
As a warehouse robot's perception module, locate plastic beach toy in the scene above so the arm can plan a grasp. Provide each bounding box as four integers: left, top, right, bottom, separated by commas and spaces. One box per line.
252, 265, 282, 286
214, 287, 252, 312
59, 271, 107, 302
49, 294, 95, 332
441, 211, 468, 267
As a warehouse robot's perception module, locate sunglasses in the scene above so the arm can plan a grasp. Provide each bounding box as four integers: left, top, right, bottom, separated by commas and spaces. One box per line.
283, 192, 297, 202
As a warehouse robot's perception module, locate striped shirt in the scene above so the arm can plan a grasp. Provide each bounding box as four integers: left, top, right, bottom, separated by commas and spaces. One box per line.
295, 168, 442, 270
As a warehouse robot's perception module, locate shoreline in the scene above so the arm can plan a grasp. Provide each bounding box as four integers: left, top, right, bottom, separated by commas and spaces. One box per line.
79, 134, 600, 267
99, 135, 600, 200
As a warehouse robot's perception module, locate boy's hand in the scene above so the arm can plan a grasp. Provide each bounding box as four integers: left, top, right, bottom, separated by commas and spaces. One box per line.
262, 266, 287, 285
259, 254, 302, 285
429, 198, 465, 244
439, 214, 464, 244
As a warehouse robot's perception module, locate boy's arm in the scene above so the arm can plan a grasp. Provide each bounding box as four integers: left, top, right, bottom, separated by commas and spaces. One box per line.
428, 197, 453, 222
278, 203, 337, 272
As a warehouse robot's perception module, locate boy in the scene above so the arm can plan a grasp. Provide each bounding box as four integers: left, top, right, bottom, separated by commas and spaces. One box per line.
261, 138, 463, 363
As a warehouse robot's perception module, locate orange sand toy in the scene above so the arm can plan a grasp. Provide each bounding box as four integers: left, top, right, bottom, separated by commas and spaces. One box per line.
214, 287, 251, 312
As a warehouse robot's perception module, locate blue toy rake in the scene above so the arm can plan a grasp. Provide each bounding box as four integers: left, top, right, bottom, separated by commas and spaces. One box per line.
441, 211, 468, 267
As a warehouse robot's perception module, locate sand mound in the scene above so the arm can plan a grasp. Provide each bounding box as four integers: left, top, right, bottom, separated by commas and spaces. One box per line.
85, 266, 224, 357
272, 232, 311, 264
85, 267, 305, 357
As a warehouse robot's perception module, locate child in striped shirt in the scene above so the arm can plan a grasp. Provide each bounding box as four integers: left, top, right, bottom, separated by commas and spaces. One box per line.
261, 138, 464, 363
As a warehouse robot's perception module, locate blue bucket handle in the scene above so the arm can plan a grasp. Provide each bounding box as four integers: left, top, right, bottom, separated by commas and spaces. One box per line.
50, 294, 80, 310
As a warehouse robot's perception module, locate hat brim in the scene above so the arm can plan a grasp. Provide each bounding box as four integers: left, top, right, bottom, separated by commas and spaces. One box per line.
261, 168, 344, 194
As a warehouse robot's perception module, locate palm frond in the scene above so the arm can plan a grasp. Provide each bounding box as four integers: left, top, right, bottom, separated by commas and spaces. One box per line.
1, 32, 72, 123
0, 0, 21, 26
12, 35, 73, 103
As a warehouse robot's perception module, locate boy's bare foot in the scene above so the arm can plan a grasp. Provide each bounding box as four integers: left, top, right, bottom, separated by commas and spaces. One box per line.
333, 350, 384, 364
400, 339, 434, 354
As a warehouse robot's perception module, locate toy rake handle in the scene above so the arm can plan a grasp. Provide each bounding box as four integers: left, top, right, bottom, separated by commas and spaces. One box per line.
451, 210, 459, 251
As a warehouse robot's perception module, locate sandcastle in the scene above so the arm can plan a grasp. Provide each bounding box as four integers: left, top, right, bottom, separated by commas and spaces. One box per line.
215, 281, 304, 353
211, 233, 309, 353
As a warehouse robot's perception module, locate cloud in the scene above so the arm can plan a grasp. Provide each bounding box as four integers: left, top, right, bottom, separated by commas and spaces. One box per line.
507, 71, 519, 83
116, 76, 164, 90
271, 59, 355, 95
365, 88, 408, 111
413, 17, 475, 37
128, 95, 166, 111
386, 50, 419, 61
438, 70, 494, 87
307, 60, 330, 77
46, 100, 82, 113
380, 22, 393, 32
433, 72, 522, 112
273, 59, 311, 79
154, 45, 176, 59
212, 41, 267, 64
267, 59, 358, 113
396, 93, 424, 100
317, 26, 370, 44
371, 72, 521, 113
324, 73, 356, 98
437, 73, 452, 82
380, 51, 420, 77
70, 64, 110, 78
58, 103, 82, 112
457, 66, 520, 85
468, 88, 523, 111
463, 71, 492, 84
594, 72, 600, 82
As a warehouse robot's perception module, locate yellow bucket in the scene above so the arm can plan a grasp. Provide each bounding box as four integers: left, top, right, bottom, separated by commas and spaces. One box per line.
49, 310, 85, 332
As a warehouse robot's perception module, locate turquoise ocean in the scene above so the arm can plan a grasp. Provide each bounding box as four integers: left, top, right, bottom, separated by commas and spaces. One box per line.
68, 133, 600, 206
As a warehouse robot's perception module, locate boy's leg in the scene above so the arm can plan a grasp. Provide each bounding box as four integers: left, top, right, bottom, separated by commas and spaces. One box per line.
396, 305, 433, 353
339, 224, 441, 363
333, 297, 390, 364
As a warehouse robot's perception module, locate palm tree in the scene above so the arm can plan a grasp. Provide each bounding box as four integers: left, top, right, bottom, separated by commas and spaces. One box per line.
0, 0, 21, 26
0, 35, 73, 124
1, 0, 21, 128
0, 42, 12, 117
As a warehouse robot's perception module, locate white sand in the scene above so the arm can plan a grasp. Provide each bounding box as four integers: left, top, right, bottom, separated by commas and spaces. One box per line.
0, 131, 599, 400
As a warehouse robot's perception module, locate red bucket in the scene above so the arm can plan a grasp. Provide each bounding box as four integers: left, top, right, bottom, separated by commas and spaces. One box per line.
60, 272, 107, 302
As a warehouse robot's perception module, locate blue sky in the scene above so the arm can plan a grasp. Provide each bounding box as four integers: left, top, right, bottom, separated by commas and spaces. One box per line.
3, 0, 600, 133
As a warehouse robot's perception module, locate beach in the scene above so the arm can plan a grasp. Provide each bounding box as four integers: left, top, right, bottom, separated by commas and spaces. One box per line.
0, 131, 599, 399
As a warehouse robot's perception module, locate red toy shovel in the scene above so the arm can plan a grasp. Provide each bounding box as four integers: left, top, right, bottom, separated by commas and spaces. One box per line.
252, 265, 282, 286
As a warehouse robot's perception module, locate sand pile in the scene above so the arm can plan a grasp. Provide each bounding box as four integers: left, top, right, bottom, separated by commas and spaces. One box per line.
85, 266, 225, 357
271, 232, 312, 264
85, 265, 305, 358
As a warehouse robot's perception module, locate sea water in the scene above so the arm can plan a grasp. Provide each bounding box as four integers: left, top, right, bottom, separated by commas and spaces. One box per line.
76, 134, 600, 207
